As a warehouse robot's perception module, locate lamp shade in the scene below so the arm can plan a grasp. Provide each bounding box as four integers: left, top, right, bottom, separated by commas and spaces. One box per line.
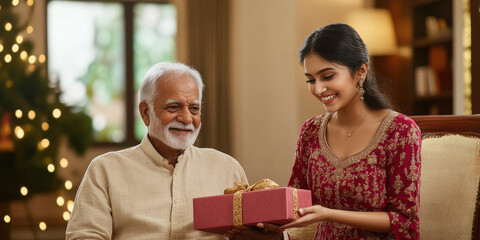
345, 9, 397, 56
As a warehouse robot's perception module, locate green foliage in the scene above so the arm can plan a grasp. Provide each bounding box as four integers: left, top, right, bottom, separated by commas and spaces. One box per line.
0, 2, 93, 201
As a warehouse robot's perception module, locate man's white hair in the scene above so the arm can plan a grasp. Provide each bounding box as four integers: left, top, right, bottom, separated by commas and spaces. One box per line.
138, 62, 204, 105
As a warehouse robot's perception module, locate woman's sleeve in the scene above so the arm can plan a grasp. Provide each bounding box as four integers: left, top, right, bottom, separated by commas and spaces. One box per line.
385, 118, 422, 239
287, 119, 312, 189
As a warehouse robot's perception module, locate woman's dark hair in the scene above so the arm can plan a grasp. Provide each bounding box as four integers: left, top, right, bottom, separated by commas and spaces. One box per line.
299, 23, 392, 110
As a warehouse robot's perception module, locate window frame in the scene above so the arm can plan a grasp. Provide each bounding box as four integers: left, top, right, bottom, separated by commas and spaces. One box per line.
45, 0, 173, 147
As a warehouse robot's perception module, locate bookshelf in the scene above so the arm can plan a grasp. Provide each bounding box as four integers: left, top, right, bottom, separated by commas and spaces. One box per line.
411, 0, 453, 115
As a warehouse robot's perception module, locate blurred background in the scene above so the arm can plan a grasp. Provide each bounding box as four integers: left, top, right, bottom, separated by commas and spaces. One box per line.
0, 0, 478, 238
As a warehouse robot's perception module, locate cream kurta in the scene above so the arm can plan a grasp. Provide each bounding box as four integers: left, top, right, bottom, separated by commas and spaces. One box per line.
66, 136, 248, 240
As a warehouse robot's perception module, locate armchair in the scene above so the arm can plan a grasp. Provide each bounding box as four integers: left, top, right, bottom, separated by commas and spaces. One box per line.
411, 114, 480, 240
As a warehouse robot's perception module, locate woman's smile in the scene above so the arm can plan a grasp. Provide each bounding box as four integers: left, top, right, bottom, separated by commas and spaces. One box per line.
321, 93, 337, 104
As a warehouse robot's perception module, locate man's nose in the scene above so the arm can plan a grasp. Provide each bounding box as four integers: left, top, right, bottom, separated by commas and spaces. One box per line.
176, 107, 193, 125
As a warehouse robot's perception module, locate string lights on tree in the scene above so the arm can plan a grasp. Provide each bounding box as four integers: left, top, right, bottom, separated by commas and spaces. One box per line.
0, 0, 93, 237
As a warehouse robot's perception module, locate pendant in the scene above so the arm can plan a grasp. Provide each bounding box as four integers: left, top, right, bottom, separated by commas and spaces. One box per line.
347, 133, 352, 137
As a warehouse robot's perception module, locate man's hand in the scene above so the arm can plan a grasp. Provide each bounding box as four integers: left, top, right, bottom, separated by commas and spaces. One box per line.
224, 223, 283, 240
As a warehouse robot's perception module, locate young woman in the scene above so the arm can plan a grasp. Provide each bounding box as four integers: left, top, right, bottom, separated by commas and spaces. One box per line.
280, 23, 421, 239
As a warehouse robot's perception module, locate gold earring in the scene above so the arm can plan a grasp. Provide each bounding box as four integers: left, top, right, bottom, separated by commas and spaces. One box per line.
359, 79, 365, 100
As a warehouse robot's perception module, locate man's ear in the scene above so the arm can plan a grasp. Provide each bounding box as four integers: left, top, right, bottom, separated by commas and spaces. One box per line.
139, 101, 150, 126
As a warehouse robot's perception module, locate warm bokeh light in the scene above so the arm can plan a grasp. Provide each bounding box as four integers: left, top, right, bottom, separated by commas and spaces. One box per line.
65, 180, 73, 190
14, 126, 24, 139
28, 64, 35, 72
42, 139, 50, 148
60, 158, 69, 168
5, 23, 12, 31
15, 109, 22, 118
12, 0, 19, 6
20, 186, 28, 196
28, 110, 36, 119
28, 55, 36, 64
27, 0, 34, 6
52, 108, 62, 118
56, 196, 65, 206
4, 215, 11, 223
11, 44, 19, 52
67, 200, 74, 212
47, 164, 55, 173
20, 51, 27, 60
39, 54, 46, 63
38, 138, 50, 150
0, 44, 3, 52
39, 222, 47, 231
5, 79, 13, 88
63, 211, 71, 221
16, 35, 23, 44
4, 54, 12, 63
27, 25, 34, 34
41, 122, 49, 131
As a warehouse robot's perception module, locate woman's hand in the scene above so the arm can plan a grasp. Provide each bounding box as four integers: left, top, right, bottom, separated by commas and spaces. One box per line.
281, 205, 392, 233
224, 223, 283, 240
281, 205, 329, 229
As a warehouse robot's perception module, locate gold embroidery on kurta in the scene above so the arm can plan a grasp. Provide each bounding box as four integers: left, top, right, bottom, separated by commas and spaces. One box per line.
367, 154, 377, 165
319, 111, 398, 171
295, 112, 420, 239
393, 175, 404, 194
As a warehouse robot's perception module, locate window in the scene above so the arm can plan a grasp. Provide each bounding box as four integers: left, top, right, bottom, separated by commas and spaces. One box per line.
47, 0, 176, 143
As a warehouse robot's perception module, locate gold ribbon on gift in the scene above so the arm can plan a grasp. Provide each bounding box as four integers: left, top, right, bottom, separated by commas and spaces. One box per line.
224, 179, 299, 229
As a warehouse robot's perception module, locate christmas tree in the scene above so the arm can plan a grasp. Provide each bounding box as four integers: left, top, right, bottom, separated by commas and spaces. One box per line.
0, 0, 93, 235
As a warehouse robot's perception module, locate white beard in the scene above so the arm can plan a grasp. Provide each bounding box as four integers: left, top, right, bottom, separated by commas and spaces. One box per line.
161, 121, 200, 150
149, 112, 200, 150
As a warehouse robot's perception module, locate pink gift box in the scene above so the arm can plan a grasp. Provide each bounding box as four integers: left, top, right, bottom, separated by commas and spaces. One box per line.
193, 187, 312, 234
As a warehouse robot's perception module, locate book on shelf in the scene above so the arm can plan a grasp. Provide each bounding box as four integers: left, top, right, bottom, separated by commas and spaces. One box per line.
425, 16, 452, 39
429, 44, 452, 93
415, 66, 437, 96
415, 45, 452, 97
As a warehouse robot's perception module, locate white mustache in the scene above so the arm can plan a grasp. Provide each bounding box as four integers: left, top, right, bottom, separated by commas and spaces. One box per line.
167, 121, 195, 131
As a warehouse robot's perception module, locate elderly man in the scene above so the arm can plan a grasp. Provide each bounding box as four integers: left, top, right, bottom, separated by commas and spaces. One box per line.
66, 62, 248, 239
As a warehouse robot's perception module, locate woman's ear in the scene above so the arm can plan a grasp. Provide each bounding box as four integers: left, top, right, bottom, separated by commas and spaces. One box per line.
356, 62, 369, 80
139, 101, 150, 126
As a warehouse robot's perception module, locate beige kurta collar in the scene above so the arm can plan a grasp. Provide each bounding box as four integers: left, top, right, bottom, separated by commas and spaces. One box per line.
139, 134, 192, 170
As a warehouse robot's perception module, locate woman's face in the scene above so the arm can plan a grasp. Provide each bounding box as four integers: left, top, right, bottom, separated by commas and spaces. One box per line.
303, 53, 361, 113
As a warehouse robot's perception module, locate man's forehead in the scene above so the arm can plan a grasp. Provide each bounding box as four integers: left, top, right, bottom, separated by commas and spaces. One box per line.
154, 74, 200, 104
164, 99, 200, 105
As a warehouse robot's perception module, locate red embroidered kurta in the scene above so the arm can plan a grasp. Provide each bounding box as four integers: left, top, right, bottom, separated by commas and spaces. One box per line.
288, 111, 421, 239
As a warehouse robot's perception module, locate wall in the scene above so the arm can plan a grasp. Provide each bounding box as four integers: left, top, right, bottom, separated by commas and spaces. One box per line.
229, 0, 298, 187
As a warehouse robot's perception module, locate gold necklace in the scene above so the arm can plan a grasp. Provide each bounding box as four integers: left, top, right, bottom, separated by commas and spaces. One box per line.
336, 112, 368, 137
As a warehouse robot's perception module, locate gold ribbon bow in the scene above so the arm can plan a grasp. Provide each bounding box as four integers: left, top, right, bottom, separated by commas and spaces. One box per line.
224, 179, 281, 229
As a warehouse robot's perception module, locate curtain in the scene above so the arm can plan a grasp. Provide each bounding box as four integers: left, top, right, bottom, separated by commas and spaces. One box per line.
186, 0, 232, 153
